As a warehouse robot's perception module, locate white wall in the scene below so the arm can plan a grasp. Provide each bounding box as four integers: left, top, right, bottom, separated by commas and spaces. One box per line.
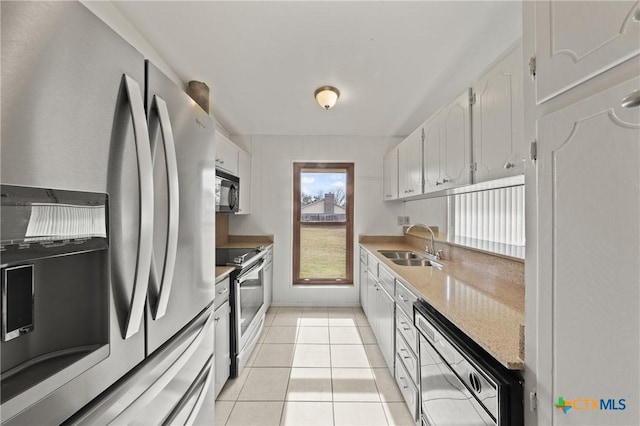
229, 135, 407, 306
402, 197, 448, 233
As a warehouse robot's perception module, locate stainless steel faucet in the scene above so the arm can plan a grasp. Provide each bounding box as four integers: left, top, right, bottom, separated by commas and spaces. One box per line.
405, 223, 442, 260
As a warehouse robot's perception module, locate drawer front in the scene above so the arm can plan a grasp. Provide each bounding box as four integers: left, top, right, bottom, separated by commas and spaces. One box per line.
396, 308, 418, 356
395, 354, 419, 422
214, 276, 230, 309
395, 280, 417, 317
378, 266, 395, 296
367, 254, 378, 276
396, 331, 419, 385
360, 248, 368, 265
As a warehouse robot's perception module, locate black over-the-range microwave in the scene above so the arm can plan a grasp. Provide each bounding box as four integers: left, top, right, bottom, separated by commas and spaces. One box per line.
215, 169, 239, 213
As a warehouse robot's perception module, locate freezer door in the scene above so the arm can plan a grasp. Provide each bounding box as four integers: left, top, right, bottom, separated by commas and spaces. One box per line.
1, 2, 148, 424
145, 61, 217, 355
66, 305, 215, 425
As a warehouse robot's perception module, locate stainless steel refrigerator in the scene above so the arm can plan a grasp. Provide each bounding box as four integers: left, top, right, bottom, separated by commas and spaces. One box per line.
1, 2, 216, 424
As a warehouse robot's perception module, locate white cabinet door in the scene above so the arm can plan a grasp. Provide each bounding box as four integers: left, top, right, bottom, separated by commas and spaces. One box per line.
213, 300, 230, 398
423, 90, 471, 193
383, 148, 398, 201
215, 131, 238, 175
236, 149, 252, 214
423, 117, 441, 192
264, 249, 273, 309
440, 90, 471, 190
376, 285, 395, 373
473, 41, 525, 182
398, 128, 423, 198
537, 76, 639, 426
360, 260, 369, 316
535, 0, 640, 103
366, 271, 378, 331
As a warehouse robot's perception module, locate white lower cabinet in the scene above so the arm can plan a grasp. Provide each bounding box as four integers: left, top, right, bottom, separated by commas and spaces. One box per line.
363, 261, 395, 374
375, 284, 395, 372
213, 277, 231, 398
264, 247, 273, 309
395, 353, 419, 421
359, 248, 368, 316
394, 280, 420, 423
361, 248, 421, 420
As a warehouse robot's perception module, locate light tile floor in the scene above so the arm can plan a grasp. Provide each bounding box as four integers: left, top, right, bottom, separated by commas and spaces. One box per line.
215, 307, 415, 426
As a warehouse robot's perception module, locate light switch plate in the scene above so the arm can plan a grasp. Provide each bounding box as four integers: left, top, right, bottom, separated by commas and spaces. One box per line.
403, 216, 411, 225
397, 216, 404, 226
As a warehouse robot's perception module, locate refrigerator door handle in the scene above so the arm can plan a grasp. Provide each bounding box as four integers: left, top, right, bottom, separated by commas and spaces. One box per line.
151, 95, 180, 320
123, 74, 154, 339
162, 355, 214, 426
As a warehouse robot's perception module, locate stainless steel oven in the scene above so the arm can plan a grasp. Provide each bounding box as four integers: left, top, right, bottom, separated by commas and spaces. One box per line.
216, 247, 267, 377
414, 300, 523, 426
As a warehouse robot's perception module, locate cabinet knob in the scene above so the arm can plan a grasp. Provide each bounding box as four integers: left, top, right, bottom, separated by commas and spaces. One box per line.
504, 162, 515, 169
621, 89, 640, 108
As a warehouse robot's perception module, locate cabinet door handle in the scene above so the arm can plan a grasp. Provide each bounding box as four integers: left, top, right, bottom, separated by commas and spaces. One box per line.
621, 89, 640, 108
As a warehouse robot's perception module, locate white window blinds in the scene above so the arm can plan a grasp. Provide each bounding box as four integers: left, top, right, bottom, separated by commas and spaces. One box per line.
450, 186, 525, 256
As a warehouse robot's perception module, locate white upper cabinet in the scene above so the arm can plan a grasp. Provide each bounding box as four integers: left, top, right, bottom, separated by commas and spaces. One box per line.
472, 41, 525, 182
535, 0, 640, 103
537, 75, 640, 426
398, 128, 423, 198
383, 148, 398, 201
422, 116, 441, 191
423, 90, 471, 193
236, 148, 252, 214
215, 131, 239, 175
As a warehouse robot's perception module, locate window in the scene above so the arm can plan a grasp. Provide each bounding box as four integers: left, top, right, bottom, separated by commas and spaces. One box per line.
293, 162, 354, 284
448, 185, 525, 258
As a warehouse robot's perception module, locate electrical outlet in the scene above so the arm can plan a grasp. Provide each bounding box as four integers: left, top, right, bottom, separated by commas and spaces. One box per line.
404, 216, 411, 225
397, 216, 405, 226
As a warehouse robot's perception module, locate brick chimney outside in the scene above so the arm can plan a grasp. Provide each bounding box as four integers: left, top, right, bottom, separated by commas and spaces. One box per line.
324, 193, 335, 214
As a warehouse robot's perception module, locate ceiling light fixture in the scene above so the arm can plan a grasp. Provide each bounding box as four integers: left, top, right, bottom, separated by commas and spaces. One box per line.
314, 86, 340, 110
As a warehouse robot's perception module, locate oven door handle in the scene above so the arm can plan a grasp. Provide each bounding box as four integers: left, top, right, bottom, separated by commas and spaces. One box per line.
238, 258, 266, 281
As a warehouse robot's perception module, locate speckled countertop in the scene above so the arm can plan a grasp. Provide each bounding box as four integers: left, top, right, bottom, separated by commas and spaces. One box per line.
360, 240, 525, 370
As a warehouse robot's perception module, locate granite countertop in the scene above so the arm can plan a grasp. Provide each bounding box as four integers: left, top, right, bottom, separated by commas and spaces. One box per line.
215, 266, 235, 281
360, 240, 525, 370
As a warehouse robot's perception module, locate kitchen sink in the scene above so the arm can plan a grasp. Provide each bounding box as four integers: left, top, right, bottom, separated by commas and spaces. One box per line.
378, 250, 423, 259
391, 258, 443, 268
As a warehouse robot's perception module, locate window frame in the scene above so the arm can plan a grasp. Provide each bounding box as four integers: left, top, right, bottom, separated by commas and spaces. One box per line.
292, 162, 354, 285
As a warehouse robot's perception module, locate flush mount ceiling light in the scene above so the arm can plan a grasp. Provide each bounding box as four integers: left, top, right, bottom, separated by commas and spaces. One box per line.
314, 86, 340, 110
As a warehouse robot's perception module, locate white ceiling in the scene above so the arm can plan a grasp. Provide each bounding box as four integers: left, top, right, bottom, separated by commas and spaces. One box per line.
115, 1, 522, 137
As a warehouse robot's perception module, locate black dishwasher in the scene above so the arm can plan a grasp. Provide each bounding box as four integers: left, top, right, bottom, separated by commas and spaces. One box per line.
414, 300, 523, 426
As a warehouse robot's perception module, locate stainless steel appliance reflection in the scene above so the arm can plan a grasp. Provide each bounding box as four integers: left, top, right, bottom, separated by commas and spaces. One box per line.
414, 300, 523, 426
1, 2, 216, 423
216, 247, 267, 377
